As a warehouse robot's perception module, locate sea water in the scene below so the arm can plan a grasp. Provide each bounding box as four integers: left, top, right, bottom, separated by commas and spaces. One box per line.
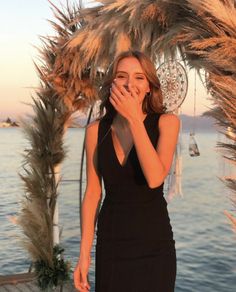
0, 127, 236, 292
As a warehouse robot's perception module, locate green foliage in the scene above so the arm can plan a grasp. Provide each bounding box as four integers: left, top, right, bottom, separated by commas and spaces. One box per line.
34, 245, 72, 291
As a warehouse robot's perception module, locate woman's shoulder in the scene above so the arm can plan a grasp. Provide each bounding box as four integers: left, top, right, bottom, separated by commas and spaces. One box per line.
158, 112, 180, 131
85, 119, 101, 144
86, 119, 100, 131
159, 112, 180, 121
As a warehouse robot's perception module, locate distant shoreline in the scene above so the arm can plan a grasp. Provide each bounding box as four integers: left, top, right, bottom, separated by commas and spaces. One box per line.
0, 123, 19, 128
0, 114, 217, 131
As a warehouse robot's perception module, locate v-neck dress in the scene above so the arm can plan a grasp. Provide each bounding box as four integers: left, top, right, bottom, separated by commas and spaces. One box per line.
95, 112, 176, 292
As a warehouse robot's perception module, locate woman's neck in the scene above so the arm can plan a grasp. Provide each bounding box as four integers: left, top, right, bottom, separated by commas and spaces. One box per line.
113, 113, 128, 129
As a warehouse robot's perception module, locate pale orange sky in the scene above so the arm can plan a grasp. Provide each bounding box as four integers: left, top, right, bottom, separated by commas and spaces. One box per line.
0, 0, 214, 120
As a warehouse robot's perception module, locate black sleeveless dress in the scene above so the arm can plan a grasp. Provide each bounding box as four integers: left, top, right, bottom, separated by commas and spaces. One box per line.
95, 112, 176, 292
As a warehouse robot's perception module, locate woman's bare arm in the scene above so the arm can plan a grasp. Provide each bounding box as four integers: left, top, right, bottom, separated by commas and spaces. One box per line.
128, 113, 180, 189
79, 120, 102, 258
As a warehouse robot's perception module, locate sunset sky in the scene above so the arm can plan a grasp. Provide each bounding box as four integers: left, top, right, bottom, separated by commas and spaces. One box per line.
0, 0, 214, 120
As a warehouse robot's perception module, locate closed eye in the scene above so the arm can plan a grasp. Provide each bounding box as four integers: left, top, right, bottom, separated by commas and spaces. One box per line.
116, 74, 126, 79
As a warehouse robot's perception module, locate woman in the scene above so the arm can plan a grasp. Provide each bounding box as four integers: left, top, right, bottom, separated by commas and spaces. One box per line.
74, 50, 180, 292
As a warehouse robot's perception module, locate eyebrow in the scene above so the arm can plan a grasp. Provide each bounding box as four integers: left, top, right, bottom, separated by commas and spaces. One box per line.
116, 71, 145, 75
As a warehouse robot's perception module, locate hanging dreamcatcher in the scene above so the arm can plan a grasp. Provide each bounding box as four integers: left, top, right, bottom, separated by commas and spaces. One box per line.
157, 59, 188, 201
189, 70, 200, 157
157, 59, 188, 113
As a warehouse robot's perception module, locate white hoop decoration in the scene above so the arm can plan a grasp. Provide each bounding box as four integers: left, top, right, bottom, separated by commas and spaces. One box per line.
157, 60, 188, 112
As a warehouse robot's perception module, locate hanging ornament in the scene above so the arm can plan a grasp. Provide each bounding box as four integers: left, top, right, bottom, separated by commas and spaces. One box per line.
226, 126, 236, 140
189, 70, 200, 157
157, 59, 187, 201
166, 107, 184, 202
189, 133, 200, 157
157, 60, 188, 112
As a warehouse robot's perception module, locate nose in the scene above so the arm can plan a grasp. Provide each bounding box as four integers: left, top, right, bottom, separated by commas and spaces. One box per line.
123, 84, 129, 91
125, 78, 134, 92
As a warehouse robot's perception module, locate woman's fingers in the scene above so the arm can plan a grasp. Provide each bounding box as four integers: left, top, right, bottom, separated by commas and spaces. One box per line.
81, 273, 91, 290
129, 86, 138, 100
111, 82, 138, 106
73, 265, 81, 290
75, 279, 90, 291
110, 82, 134, 105
74, 266, 90, 291
77, 284, 90, 292
111, 84, 125, 103
110, 90, 121, 104
117, 83, 131, 96
110, 81, 140, 121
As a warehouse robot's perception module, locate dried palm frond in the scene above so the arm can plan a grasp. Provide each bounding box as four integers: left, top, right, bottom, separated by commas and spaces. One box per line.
224, 210, 236, 232
19, 88, 70, 260
202, 106, 234, 130
17, 1, 80, 289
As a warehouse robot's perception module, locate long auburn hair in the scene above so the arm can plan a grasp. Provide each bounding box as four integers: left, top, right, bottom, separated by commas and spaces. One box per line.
98, 50, 165, 122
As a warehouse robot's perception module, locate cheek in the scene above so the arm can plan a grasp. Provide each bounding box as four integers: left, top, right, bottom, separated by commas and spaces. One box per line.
138, 83, 150, 94
137, 87, 148, 101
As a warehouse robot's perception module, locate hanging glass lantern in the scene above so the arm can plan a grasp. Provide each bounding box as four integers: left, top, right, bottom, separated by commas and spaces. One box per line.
189, 132, 200, 157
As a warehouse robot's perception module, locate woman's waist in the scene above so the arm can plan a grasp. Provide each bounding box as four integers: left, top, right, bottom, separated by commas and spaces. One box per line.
103, 183, 164, 204
96, 201, 173, 242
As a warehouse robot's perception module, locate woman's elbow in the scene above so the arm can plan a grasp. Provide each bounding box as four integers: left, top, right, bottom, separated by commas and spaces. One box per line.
146, 170, 167, 189
147, 179, 164, 189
